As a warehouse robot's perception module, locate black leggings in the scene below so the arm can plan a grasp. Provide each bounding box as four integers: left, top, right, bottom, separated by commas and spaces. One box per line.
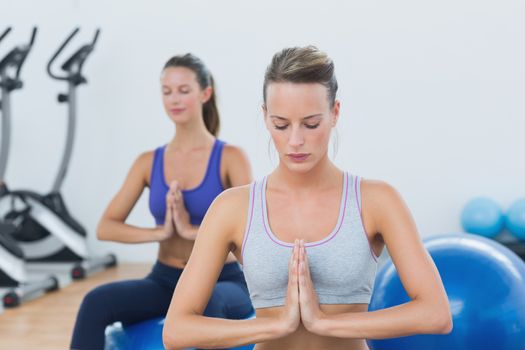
70, 261, 253, 350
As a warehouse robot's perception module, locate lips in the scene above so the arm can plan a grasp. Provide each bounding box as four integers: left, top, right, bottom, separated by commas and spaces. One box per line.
170, 108, 185, 114
287, 153, 310, 162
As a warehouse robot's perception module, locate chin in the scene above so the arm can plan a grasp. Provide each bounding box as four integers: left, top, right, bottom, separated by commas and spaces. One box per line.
169, 114, 191, 124
282, 159, 317, 174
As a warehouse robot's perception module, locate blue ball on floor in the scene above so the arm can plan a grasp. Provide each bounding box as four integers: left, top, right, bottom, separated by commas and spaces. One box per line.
105, 318, 164, 350
105, 314, 255, 350
460, 197, 504, 237
368, 233, 525, 350
506, 198, 525, 240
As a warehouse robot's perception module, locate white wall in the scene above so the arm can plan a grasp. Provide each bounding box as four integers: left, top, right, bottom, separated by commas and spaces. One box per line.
1, 0, 524, 262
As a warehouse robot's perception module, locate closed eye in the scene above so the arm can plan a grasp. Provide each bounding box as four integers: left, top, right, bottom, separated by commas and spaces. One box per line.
273, 123, 320, 130
305, 123, 320, 129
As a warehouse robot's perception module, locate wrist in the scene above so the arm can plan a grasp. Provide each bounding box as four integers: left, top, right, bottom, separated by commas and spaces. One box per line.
177, 223, 194, 239
272, 320, 293, 339
306, 312, 329, 336
155, 226, 170, 241
273, 317, 295, 338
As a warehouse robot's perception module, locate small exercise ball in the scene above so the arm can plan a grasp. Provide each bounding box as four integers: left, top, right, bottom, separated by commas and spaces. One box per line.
368, 234, 525, 350
506, 198, 525, 240
105, 314, 256, 350
460, 197, 504, 237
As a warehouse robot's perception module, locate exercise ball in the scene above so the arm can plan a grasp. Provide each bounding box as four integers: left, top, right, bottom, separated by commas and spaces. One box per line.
368, 234, 525, 350
506, 198, 525, 240
105, 314, 256, 350
460, 197, 504, 237
105, 318, 164, 350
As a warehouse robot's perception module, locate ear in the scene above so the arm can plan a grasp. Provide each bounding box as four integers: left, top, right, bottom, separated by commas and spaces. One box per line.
262, 104, 271, 131
201, 86, 213, 104
331, 100, 340, 127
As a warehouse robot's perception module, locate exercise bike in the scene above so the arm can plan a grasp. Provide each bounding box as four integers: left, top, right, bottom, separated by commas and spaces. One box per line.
0, 27, 59, 308
0, 28, 116, 286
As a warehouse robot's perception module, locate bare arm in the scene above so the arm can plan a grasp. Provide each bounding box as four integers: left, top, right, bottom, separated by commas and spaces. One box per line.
171, 144, 253, 241
163, 187, 299, 350
97, 152, 171, 243
301, 180, 452, 338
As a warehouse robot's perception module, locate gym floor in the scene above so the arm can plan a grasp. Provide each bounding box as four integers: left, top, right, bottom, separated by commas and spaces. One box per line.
0, 264, 150, 349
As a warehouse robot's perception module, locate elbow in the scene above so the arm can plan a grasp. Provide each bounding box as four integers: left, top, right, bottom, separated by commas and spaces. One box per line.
163, 330, 183, 350
162, 318, 186, 350
427, 307, 453, 334
96, 221, 110, 241
163, 334, 182, 350
435, 297, 453, 334
437, 310, 453, 334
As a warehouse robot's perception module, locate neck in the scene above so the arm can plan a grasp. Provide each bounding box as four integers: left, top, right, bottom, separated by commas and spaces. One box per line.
168, 117, 215, 151
272, 154, 342, 192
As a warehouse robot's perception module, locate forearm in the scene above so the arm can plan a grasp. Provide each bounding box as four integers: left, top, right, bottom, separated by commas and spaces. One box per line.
163, 314, 287, 350
313, 300, 451, 339
97, 219, 165, 243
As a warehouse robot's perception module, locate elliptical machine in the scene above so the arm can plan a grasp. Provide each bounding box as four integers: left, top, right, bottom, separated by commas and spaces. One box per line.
0, 27, 59, 308
1, 28, 116, 283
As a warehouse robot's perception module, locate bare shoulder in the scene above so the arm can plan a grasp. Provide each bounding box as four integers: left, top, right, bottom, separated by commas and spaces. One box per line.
204, 184, 252, 248
210, 184, 251, 215
361, 178, 415, 241
361, 178, 401, 204
129, 150, 155, 185
135, 150, 154, 169
222, 143, 249, 163
360, 179, 407, 236
222, 143, 247, 158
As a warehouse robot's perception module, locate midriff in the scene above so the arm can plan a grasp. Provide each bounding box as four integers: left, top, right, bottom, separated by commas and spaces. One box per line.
254, 304, 370, 350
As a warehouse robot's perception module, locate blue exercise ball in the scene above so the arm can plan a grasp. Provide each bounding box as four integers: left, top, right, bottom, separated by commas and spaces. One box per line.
106, 314, 256, 350
460, 197, 504, 237
105, 318, 164, 350
368, 234, 525, 350
506, 198, 525, 240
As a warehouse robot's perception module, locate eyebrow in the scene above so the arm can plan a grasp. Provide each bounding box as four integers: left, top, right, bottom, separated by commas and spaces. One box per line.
162, 84, 190, 89
269, 113, 323, 121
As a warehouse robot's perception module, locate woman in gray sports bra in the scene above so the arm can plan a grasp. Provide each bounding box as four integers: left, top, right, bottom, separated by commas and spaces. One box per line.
162, 46, 452, 350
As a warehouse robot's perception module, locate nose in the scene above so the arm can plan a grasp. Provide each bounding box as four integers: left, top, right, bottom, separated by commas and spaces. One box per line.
288, 125, 304, 148
171, 96, 181, 106
166, 92, 180, 105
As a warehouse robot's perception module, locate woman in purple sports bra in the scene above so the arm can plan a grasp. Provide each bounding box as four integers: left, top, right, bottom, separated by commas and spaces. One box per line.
70, 54, 254, 350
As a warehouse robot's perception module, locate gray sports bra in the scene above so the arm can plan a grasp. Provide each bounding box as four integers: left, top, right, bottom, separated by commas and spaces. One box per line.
241, 172, 379, 309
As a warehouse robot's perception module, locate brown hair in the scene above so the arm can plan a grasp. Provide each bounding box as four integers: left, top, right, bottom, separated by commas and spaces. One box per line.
263, 46, 338, 107
163, 54, 220, 136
